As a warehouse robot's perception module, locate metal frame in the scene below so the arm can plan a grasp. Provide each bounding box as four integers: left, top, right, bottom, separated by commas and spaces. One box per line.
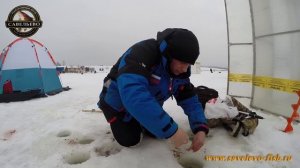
225, 0, 253, 98
256, 29, 300, 39
224, 0, 230, 96
249, 0, 256, 107
249, 0, 300, 117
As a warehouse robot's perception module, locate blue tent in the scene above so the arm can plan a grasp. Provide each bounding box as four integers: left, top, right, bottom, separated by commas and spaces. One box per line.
0, 38, 63, 102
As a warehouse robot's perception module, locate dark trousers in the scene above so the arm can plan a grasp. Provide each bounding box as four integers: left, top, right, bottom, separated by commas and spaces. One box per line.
99, 98, 143, 147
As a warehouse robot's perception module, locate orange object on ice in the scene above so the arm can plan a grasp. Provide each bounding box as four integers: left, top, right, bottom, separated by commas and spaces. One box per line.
283, 117, 294, 133
283, 90, 300, 133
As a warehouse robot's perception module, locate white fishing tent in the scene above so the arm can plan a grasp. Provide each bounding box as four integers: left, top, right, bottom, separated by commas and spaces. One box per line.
226, 0, 300, 117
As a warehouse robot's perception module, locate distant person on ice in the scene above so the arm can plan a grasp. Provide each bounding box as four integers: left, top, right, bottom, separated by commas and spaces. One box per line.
98, 28, 208, 152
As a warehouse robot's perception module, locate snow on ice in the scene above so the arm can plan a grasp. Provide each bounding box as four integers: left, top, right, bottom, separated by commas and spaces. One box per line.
0, 70, 299, 168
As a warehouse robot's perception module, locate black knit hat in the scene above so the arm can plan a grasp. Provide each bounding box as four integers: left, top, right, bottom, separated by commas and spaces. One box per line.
157, 28, 200, 65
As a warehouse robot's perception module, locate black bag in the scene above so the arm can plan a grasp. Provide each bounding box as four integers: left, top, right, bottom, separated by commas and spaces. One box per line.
195, 85, 219, 109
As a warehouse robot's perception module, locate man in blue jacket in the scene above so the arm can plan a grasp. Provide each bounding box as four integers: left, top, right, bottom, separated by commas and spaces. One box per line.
98, 28, 208, 152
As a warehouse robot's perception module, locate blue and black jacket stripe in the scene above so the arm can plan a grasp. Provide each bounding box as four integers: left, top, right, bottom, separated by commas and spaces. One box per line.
99, 39, 208, 138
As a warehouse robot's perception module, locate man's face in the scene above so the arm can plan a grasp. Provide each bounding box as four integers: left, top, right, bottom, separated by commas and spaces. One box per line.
169, 58, 190, 75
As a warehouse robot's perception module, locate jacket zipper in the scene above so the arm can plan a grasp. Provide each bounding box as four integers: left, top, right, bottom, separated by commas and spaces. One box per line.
169, 78, 174, 100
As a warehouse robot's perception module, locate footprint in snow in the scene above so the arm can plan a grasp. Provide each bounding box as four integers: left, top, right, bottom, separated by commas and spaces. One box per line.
57, 130, 71, 137
57, 130, 94, 145
63, 151, 90, 165
78, 137, 94, 145
94, 138, 122, 157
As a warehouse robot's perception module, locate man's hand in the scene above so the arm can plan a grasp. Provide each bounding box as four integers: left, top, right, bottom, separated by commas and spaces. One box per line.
188, 131, 206, 152
168, 128, 189, 148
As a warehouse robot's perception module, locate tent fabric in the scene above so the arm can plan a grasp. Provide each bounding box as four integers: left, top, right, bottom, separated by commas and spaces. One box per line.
0, 38, 63, 100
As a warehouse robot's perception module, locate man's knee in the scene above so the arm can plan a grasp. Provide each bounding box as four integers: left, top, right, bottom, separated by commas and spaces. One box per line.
115, 133, 142, 147
110, 118, 143, 147
99, 99, 143, 147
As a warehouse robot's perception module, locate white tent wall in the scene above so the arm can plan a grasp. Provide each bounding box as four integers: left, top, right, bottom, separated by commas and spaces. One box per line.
2, 39, 39, 70
252, 0, 300, 36
225, 0, 253, 97
228, 45, 253, 97
250, 0, 300, 117
35, 44, 56, 69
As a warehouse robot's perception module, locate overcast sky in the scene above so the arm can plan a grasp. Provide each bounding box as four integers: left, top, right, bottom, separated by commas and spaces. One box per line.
0, 0, 228, 68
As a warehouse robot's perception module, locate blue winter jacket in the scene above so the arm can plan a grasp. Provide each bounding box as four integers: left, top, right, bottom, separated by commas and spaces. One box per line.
99, 39, 208, 139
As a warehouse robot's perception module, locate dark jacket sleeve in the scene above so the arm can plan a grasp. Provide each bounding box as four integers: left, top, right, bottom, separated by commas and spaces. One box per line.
117, 74, 178, 138
175, 82, 209, 135
116, 40, 178, 138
